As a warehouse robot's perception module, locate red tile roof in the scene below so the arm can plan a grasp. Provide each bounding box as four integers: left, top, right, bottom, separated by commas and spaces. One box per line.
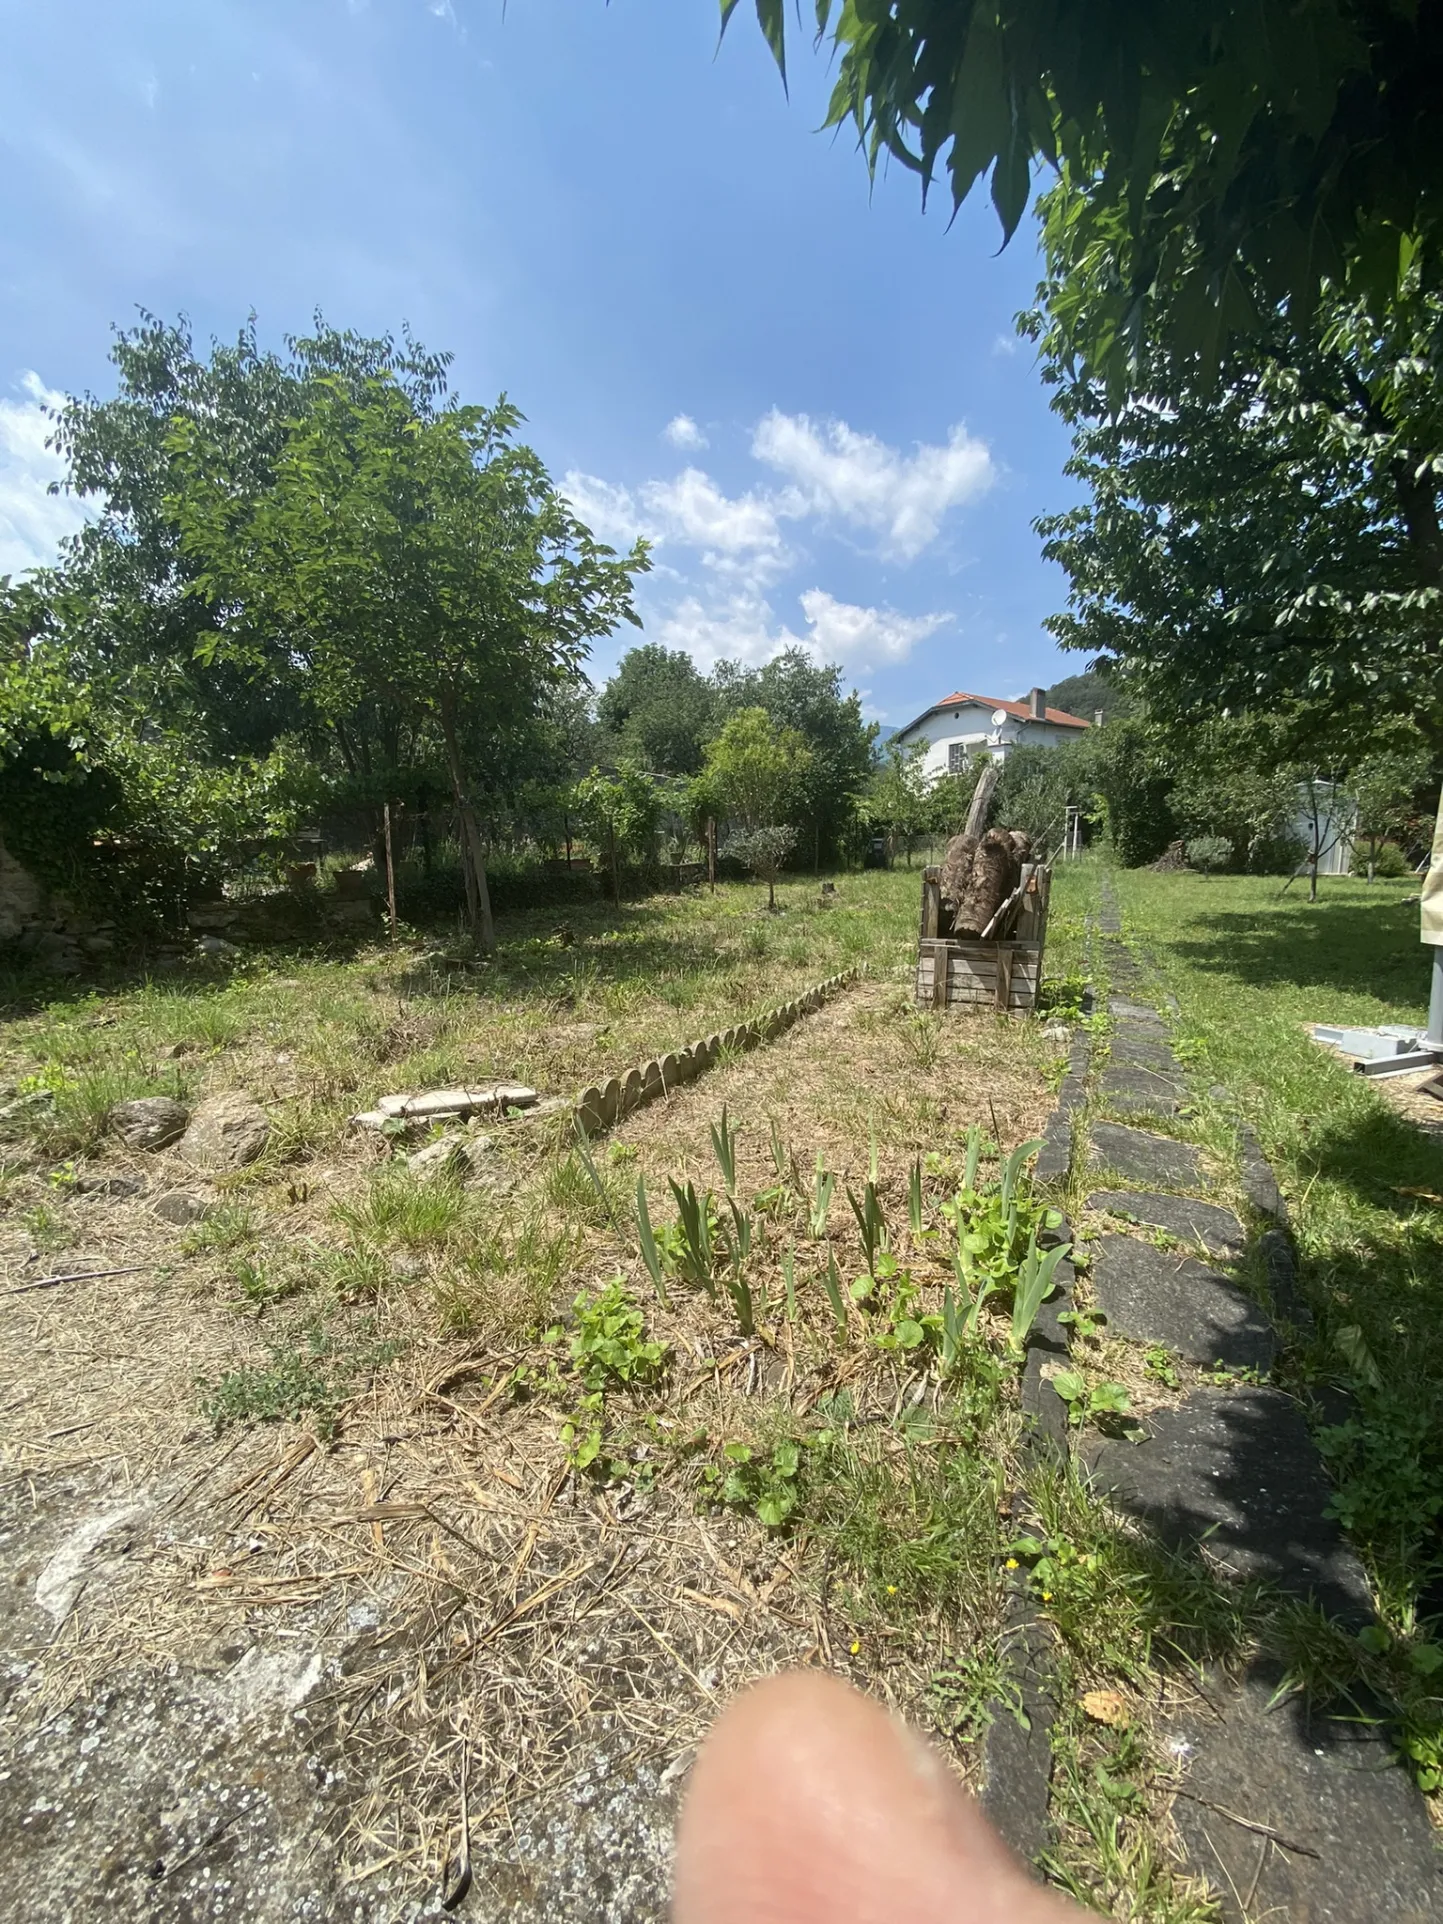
932, 692, 1091, 728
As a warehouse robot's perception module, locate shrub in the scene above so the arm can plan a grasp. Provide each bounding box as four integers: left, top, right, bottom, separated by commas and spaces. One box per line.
1185, 836, 1232, 874
1352, 840, 1412, 880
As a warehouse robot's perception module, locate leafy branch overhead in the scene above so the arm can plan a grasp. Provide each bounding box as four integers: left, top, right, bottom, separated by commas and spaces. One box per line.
724, 0, 1443, 380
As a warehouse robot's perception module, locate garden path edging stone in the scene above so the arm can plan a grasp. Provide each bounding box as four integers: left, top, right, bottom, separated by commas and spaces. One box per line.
1088, 1120, 1204, 1190
1054, 887, 1438, 1915
1089, 1233, 1276, 1373
573, 967, 864, 1137
1085, 1189, 1246, 1262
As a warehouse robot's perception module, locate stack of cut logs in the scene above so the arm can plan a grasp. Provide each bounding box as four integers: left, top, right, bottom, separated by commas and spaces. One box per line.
937, 828, 1034, 939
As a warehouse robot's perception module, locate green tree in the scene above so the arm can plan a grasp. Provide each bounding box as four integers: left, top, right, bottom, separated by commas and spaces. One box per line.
860, 741, 933, 868
993, 742, 1085, 853
168, 376, 647, 950
1032, 275, 1443, 748
725, 1, 1443, 383
571, 762, 662, 906
1081, 718, 1178, 867
1351, 743, 1434, 880
711, 648, 876, 866
597, 644, 716, 774
1167, 722, 1302, 872
695, 706, 813, 908
48, 314, 447, 765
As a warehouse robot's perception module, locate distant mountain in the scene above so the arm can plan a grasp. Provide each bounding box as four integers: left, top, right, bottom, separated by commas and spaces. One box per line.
1044, 670, 1135, 723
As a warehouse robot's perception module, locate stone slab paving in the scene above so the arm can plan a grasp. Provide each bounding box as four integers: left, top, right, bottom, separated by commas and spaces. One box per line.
1089, 1120, 1204, 1190
1098, 1064, 1184, 1118
1085, 1387, 1373, 1623
1109, 996, 1169, 1027
1108, 1033, 1184, 1075
1163, 1659, 1443, 1923
1086, 1189, 1247, 1262
1087, 881, 1441, 1915
1090, 1234, 1276, 1373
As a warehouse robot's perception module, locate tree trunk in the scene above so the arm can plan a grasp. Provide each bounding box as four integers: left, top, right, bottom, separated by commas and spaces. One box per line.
706, 816, 717, 891
383, 801, 398, 941
417, 783, 433, 877
609, 826, 621, 907
439, 698, 496, 952
813, 819, 820, 875
767, 871, 776, 911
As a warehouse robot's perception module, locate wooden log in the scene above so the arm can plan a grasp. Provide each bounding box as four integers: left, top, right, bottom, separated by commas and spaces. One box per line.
964, 758, 1001, 838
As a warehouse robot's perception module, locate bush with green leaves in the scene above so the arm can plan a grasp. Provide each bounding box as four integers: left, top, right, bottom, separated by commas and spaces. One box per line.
1185, 835, 1232, 874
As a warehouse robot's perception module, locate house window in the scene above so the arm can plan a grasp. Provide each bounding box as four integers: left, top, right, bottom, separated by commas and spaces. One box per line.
947, 741, 968, 773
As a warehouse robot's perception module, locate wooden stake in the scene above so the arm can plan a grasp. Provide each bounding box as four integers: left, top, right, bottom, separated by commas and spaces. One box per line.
383, 801, 398, 942
964, 758, 1001, 839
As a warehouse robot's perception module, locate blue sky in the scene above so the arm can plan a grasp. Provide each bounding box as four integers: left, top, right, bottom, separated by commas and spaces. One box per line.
0, 0, 1082, 726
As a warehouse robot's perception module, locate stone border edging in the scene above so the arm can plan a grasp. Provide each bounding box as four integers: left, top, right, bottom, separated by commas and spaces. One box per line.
571, 967, 865, 1137
979, 1023, 1092, 1860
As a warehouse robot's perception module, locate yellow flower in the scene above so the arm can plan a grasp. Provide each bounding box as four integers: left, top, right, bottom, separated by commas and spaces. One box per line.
886, 1584, 897, 1595
849, 1639, 860, 1655
1004, 1558, 1019, 1570
1041, 1591, 1053, 1602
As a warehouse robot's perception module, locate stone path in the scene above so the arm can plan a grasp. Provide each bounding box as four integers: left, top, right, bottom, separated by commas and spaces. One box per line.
984, 879, 1443, 1919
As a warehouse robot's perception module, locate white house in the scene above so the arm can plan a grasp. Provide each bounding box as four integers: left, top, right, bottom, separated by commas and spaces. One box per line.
891, 687, 1093, 778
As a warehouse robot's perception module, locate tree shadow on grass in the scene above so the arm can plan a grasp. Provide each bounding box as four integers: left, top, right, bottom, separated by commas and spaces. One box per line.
1170, 896, 1426, 1009
0, 888, 850, 1024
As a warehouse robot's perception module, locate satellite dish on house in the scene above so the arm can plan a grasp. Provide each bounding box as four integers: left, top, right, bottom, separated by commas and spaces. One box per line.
992, 709, 1008, 727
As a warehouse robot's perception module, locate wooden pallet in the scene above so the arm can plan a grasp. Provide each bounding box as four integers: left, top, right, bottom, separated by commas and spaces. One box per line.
915, 862, 1051, 1014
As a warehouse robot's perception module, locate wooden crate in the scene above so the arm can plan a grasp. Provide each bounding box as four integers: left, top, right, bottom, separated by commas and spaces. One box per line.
915, 862, 1051, 1014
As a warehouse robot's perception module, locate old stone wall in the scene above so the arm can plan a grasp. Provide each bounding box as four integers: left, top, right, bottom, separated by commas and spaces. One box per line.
0, 835, 105, 973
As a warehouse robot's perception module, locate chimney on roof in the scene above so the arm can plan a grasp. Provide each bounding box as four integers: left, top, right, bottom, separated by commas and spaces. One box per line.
1028, 686, 1045, 720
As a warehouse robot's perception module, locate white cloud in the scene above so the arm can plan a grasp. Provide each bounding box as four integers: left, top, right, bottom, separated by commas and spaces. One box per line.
560, 471, 657, 549
0, 372, 88, 578
641, 467, 784, 578
664, 413, 708, 451
752, 409, 993, 561
991, 333, 1019, 357
565, 462, 786, 587
795, 588, 947, 665
650, 585, 947, 674
652, 592, 781, 670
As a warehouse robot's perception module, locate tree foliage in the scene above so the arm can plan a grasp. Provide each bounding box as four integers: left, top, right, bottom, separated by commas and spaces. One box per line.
596, 644, 716, 774
166, 371, 646, 948
696, 706, 812, 828
860, 741, 935, 867
726, 0, 1443, 383
571, 761, 662, 905
710, 647, 876, 865
1032, 267, 1443, 748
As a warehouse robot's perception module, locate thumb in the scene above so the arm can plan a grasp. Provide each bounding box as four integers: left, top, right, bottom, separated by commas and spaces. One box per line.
674, 1671, 1080, 1924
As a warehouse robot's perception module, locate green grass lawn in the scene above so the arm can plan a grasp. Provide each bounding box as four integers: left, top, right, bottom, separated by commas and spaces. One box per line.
1109, 866, 1443, 1648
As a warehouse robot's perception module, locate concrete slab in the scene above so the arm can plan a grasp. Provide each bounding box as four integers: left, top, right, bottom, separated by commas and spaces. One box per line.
1108, 1034, 1182, 1076
1098, 1065, 1185, 1117
1086, 1388, 1373, 1623
1090, 1234, 1275, 1372
1089, 1122, 1203, 1191
1086, 1190, 1246, 1262
1166, 1658, 1442, 1923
